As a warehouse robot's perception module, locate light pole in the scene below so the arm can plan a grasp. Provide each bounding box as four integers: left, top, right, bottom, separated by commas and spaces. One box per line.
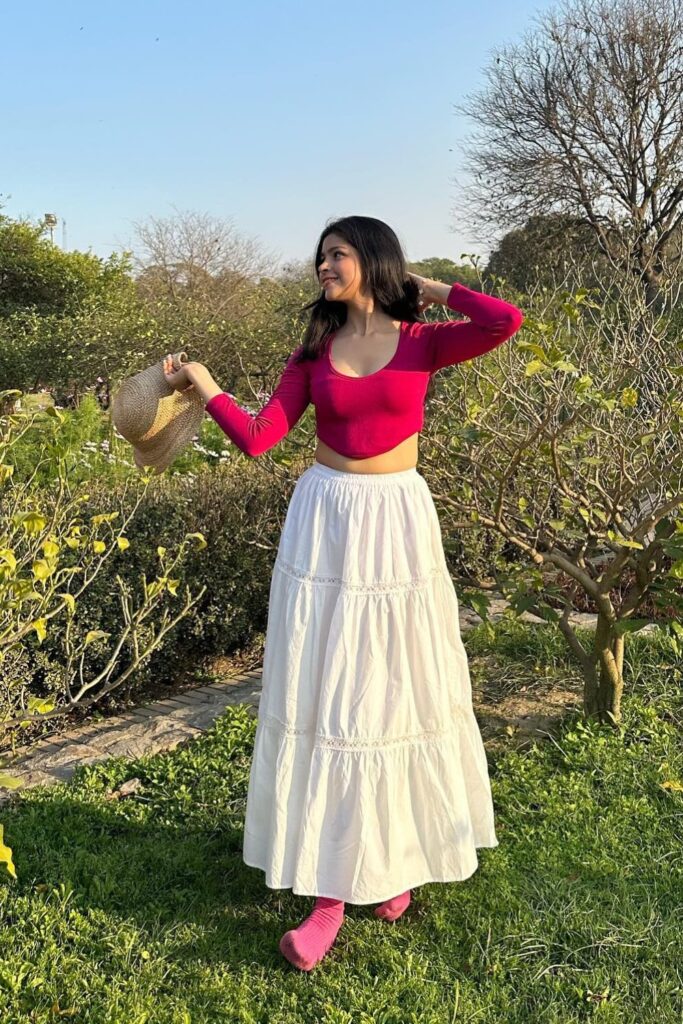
44, 212, 57, 244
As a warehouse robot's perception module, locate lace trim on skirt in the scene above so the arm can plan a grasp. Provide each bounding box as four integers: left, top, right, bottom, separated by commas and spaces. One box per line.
274, 555, 447, 594
260, 712, 464, 751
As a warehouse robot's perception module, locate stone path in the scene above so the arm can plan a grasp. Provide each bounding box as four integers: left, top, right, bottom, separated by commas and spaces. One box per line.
4, 597, 645, 799
3, 671, 263, 797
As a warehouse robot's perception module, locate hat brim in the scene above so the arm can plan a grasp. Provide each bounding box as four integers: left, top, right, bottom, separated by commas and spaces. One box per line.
131, 401, 205, 474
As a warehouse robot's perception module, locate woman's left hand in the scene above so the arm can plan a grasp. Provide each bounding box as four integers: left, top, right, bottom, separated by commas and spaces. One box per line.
406, 273, 437, 311
163, 354, 197, 392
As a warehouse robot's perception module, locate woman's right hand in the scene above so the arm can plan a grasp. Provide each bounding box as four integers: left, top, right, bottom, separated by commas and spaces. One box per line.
163, 356, 223, 404
163, 354, 198, 392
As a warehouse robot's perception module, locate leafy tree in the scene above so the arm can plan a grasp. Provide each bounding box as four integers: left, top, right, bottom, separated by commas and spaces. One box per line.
0, 213, 154, 393
0, 215, 133, 317
407, 257, 481, 289
485, 214, 607, 293
423, 260, 683, 726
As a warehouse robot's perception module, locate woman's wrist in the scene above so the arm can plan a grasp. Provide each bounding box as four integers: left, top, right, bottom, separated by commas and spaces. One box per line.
423, 279, 454, 307
187, 363, 223, 404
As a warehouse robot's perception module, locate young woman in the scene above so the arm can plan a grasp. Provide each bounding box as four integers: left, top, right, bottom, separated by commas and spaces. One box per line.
163, 215, 524, 972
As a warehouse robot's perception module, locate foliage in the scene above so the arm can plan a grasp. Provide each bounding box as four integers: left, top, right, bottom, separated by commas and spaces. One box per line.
0, 216, 133, 317
0, 393, 206, 738
0, 212, 166, 393
1, 387, 312, 709
407, 256, 481, 289
128, 208, 304, 388
484, 214, 608, 294
423, 262, 683, 724
71, 458, 298, 686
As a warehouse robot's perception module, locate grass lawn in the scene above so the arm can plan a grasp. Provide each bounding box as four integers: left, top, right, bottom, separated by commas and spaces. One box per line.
0, 621, 681, 1023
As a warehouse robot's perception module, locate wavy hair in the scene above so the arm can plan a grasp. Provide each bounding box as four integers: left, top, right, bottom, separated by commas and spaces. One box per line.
292, 215, 425, 365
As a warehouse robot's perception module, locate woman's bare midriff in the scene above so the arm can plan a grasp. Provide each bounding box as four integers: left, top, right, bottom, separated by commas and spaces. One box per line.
315, 433, 419, 474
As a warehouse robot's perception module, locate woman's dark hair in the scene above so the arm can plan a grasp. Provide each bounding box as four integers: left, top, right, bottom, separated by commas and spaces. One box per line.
293, 215, 424, 365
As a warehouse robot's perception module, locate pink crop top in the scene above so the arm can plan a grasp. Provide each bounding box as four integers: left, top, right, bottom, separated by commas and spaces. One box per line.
205, 282, 524, 459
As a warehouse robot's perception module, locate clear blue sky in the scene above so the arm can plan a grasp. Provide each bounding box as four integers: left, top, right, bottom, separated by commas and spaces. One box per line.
2, 0, 553, 271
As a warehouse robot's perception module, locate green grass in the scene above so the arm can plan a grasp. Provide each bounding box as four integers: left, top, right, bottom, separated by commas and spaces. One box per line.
0, 622, 682, 1023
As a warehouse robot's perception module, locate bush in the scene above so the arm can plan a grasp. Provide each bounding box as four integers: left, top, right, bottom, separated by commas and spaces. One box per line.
72, 458, 301, 685
0, 394, 206, 745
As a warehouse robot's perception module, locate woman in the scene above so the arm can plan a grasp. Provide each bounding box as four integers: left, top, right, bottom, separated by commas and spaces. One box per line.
163, 215, 524, 972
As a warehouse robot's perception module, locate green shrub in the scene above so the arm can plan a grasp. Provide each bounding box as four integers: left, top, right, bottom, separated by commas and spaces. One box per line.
0, 393, 206, 744
72, 458, 300, 684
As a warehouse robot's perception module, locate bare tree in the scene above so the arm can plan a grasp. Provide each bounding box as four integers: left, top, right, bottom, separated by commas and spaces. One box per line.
131, 207, 279, 318
454, 0, 683, 308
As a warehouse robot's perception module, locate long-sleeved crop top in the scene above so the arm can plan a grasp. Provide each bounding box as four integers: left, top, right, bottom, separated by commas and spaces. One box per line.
204, 282, 524, 459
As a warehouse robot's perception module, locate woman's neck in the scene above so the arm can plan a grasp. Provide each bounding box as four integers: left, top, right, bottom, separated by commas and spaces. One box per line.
340, 301, 396, 337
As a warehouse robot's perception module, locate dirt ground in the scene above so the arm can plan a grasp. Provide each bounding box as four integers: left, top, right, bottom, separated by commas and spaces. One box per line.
467, 652, 584, 756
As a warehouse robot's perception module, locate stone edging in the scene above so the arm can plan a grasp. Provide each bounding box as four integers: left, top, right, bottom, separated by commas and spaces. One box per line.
3, 672, 263, 799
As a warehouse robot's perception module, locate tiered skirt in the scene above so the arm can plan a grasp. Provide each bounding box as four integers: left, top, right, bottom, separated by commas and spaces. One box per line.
242, 461, 498, 904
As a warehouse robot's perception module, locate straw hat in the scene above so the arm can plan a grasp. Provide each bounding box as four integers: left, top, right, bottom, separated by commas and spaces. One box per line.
110, 352, 206, 474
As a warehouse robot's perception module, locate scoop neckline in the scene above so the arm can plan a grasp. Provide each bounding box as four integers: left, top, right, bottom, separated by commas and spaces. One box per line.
326, 323, 404, 380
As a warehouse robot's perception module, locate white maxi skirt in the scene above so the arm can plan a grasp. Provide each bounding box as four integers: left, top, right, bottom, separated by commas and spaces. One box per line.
242, 461, 499, 904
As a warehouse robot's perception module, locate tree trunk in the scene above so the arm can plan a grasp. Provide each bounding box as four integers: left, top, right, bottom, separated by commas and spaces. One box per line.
645, 281, 664, 314
583, 614, 624, 727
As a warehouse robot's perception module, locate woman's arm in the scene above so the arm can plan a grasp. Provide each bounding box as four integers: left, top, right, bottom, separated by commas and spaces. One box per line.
413, 278, 524, 371
165, 348, 311, 457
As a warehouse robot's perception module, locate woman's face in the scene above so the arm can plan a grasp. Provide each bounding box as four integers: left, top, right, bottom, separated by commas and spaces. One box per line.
317, 233, 367, 303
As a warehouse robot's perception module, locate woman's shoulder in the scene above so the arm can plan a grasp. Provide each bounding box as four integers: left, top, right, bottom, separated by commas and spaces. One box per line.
287, 343, 308, 363
288, 340, 330, 365
402, 318, 429, 334
283, 344, 320, 380
397, 320, 438, 372
401, 318, 437, 346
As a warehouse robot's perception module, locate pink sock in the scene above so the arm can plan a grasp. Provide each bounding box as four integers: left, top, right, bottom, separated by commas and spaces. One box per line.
279, 896, 345, 971
374, 888, 411, 921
